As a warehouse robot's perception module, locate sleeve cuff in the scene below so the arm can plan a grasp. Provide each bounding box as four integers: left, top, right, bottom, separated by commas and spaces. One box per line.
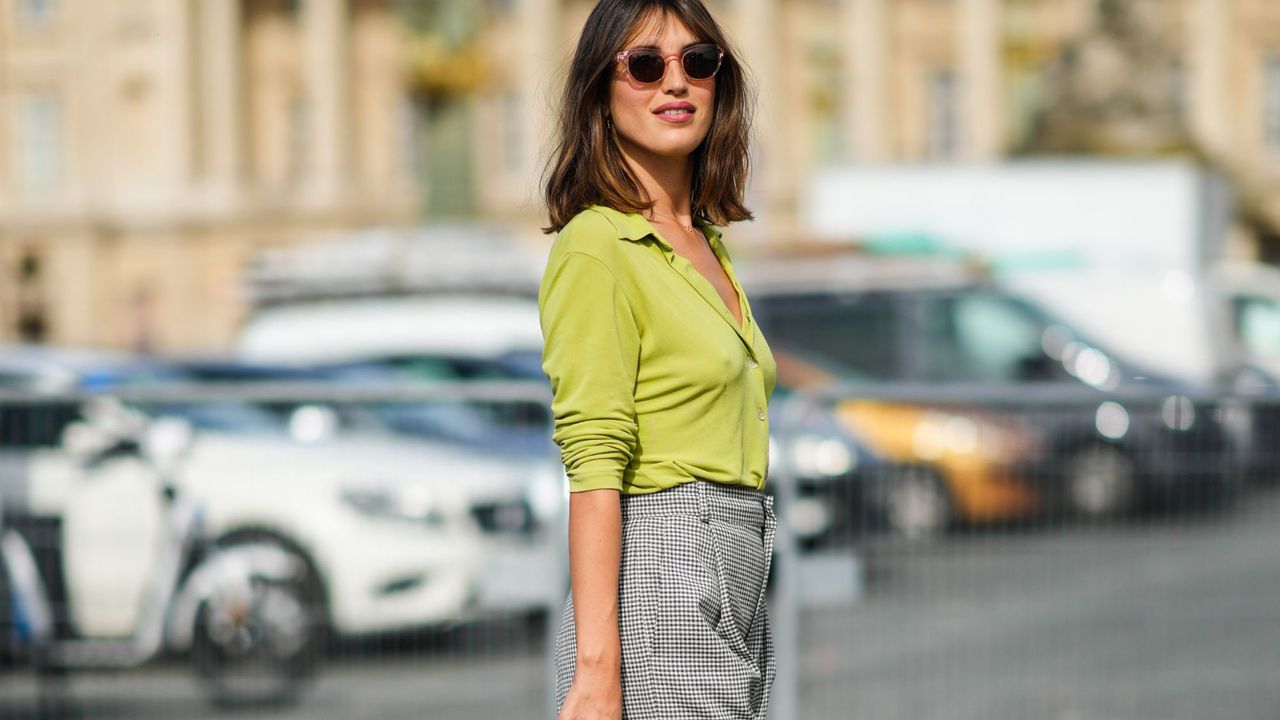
567, 471, 624, 493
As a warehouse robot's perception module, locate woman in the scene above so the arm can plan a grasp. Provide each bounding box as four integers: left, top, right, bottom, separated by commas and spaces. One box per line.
538, 1, 778, 718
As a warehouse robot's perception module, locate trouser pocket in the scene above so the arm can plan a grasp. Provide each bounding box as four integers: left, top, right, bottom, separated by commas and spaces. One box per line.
651, 514, 771, 718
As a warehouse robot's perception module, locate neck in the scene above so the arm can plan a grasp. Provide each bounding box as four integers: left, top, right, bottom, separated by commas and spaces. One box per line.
618, 137, 695, 226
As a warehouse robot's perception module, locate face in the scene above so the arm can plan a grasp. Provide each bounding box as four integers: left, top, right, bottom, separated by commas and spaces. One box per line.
608, 11, 717, 162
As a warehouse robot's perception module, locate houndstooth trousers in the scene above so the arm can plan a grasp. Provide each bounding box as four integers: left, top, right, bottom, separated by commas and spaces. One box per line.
554, 480, 779, 719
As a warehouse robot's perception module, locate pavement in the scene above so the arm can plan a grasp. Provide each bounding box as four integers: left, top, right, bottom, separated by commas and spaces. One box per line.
2, 486, 1279, 720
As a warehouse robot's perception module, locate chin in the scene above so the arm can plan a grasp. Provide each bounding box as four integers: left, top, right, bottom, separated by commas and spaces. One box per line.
631, 129, 711, 159
651, 142, 706, 159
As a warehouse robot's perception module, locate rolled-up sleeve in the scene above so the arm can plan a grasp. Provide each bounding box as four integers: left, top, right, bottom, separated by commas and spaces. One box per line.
539, 251, 641, 493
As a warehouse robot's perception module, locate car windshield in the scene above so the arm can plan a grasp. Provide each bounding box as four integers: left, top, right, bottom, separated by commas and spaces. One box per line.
361, 352, 546, 383
756, 292, 903, 380
219, 357, 549, 453
1235, 295, 1280, 361
145, 401, 289, 435
917, 292, 1058, 383
493, 349, 547, 379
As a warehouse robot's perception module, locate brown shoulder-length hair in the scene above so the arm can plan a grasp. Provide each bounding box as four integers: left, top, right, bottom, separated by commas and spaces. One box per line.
541, 0, 755, 234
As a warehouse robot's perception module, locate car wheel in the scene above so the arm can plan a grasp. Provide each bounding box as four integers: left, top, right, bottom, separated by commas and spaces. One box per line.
882, 466, 952, 540
191, 534, 327, 708
1064, 444, 1138, 521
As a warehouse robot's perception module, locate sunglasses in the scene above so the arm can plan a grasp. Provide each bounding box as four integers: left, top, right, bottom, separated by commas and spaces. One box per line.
615, 43, 724, 84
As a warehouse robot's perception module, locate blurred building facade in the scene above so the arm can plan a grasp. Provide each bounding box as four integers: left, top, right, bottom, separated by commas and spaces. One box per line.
3, 0, 1280, 351
0, 0, 416, 351
472, 0, 1280, 245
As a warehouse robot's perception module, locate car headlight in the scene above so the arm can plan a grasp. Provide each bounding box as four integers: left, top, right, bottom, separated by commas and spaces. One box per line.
788, 433, 857, 479
913, 411, 1041, 462
1161, 395, 1196, 431
340, 483, 446, 526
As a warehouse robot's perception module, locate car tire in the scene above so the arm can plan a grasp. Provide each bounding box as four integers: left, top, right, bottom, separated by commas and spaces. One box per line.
1064, 444, 1138, 521
882, 466, 952, 540
191, 532, 328, 708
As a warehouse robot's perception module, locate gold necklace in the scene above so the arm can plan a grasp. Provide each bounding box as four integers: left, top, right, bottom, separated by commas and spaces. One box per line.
649, 212, 697, 233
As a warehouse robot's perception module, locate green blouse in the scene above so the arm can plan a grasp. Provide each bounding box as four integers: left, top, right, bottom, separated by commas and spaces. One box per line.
538, 205, 778, 495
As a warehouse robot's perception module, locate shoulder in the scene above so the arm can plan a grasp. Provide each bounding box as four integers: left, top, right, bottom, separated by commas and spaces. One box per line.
548, 206, 629, 263
563, 205, 625, 239
540, 207, 643, 304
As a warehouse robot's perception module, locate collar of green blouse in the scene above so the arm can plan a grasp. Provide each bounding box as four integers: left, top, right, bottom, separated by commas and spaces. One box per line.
589, 204, 725, 249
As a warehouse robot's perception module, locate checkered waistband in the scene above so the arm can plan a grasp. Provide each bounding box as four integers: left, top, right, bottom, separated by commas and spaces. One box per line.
621, 480, 773, 530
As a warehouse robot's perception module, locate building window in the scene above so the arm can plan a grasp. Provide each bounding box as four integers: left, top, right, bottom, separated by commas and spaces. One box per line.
1266, 53, 1280, 150
14, 249, 46, 343
16, 0, 57, 28
15, 93, 63, 193
927, 70, 960, 160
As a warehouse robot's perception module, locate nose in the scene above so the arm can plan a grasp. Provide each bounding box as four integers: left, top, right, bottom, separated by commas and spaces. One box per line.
660, 56, 688, 93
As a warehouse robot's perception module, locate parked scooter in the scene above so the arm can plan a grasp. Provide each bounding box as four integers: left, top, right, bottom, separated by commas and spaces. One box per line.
0, 397, 324, 708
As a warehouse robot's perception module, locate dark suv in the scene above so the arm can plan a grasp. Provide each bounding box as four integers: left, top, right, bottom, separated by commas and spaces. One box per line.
743, 255, 1241, 521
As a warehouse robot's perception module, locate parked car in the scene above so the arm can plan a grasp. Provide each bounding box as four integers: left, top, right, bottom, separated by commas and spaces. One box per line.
1001, 267, 1277, 484
233, 294, 963, 543
0, 346, 564, 642
2, 399, 320, 706
169, 357, 553, 460
741, 252, 1240, 521
770, 340, 1044, 536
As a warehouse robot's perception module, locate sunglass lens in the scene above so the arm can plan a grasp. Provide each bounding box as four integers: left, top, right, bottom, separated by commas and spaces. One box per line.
627, 52, 666, 83
683, 46, 720, 79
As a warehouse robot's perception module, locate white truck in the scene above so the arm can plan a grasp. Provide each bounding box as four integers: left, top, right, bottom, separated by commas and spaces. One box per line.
804, 160, 1243, 388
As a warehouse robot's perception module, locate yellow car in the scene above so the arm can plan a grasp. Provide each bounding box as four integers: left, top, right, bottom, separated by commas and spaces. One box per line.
774, 346, 1046, 538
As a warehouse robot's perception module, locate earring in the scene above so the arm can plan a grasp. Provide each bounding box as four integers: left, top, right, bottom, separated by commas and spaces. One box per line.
606, 117, 613, 130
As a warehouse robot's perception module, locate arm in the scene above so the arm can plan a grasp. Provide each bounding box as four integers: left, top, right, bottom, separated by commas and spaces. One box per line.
539, 250, 640, 716
567, 488, 622, 673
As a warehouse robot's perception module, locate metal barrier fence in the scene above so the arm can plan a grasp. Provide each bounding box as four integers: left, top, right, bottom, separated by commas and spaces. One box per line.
767, 383, 1280, 720
0, 381, 566, 719
1, 380, 1278, 719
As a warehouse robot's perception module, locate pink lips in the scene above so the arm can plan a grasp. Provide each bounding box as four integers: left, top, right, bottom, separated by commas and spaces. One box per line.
652, 102, 696, 123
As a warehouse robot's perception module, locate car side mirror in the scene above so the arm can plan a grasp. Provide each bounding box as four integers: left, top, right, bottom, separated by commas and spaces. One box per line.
1015, 354, 1057, 381
61, 419, 114, 460
60, 417, 143, 469
143, 416, 194, 474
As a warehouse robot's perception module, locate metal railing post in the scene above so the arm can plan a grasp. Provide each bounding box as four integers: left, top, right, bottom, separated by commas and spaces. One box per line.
768, 390, 810, 720
547, 443, 568, 719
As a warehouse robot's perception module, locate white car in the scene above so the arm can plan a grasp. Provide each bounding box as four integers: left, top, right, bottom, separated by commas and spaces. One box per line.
1, 347, 565, 639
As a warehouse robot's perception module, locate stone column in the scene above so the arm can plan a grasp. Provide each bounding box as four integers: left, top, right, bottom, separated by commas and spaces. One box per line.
167, 0, 196, 193
958, 0, 1002, 160
1189, 0, 1231, 160
197, 0, 243, 204
732, 0, 785, 238
843, 0, 889, 163
517, 0, 558, 218
302, 0, 350, 205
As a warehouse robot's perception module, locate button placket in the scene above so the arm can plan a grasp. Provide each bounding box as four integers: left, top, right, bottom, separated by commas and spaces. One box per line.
655, 241, 752, 348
